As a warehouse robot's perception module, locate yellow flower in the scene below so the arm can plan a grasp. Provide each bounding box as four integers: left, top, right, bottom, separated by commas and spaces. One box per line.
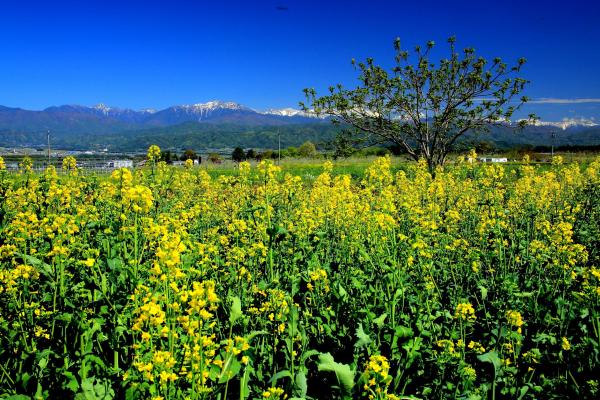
455, 302, 476, 321
19, 156, 33, 173
147, 144, 161, 161
123, 185, 154, 213
262, 387, 285, 399
506, 310, 524, 331
561, 337, 571, 351
462, 366, 477, 381
82, 258, 95, 267
468, 341, 486, 354
111, 167, 133, 186
62, 155, 77, 172
365, 354, 391, 380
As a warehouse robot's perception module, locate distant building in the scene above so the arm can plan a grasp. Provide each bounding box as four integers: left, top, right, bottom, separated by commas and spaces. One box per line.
478, 157, 508, 163
106, 159, 133, 169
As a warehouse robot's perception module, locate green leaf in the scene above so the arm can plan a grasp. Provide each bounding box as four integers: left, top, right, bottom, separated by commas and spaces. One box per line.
395, 325, 414, 339
336, 282, 348, 299
478, 285, 488, 300
218, 357, 242, 384
373, 313, 387, 328
246, 330, 268, 341
240, 365, 252, 399
402, 337, 422, 364
295, 371, 308, 398
269, 370, 293, 385
355, 323, 372, 349
517, 385, 530, 400
62, 371, 80, 393
478, 351, 502, 373
15, 252, 53, 277
229, 295, 242, 325
301, 349, 321, 363
514, 292, 533, 298
317, 352, 355, 395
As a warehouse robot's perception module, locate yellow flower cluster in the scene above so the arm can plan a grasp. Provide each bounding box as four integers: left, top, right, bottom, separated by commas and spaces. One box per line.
248, 287, 290, 335
455, 302, 476, 321
147, 144, 161, 161
262, 387, 286, 399
19, 156, 33, 173
362, 354, 393, 399
123, 184, 153, 213
307, 268, 330, 293
506, 310, 524, 333
62, 156, 77, 173
468, 340, 486, 354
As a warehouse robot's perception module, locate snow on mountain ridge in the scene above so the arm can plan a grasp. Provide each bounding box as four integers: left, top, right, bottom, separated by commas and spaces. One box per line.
46, 102, 600, 128
177, 100, 252, 113
262, 107, 325, 118
528, 117, 598, 130
263, 107, 304, 116
94, 103, 111, 114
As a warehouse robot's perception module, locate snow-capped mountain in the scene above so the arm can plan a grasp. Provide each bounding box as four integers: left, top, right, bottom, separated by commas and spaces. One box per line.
174, 100, 252, 115
93, 103, 111, 114
2, 100, 599, 145
1, 100, 327, 131
143, 100, 262, 126
1, 100, 599, 150
88, 103, 156, 123
41, 101, 600, 129
528, 118, 598, 130
262, 107, 323, 118
93, 103, 156, 115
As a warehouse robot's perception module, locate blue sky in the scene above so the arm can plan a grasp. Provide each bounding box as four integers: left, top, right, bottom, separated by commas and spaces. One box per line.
1, 0, 599, 120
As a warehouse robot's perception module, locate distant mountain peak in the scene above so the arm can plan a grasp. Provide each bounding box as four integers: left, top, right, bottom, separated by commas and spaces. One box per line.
527, 117, 598, 130
94, 103, 111, 114
262, 107, 324, 119
177, 100, 252, 112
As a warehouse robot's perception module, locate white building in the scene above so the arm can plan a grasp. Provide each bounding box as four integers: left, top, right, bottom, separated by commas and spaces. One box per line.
478, 157, 508, 163
107, 160, 133, 169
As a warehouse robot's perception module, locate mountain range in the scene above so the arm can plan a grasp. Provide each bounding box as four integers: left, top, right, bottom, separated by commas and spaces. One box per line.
0, 100, 323, 135
0, 100, 599, 151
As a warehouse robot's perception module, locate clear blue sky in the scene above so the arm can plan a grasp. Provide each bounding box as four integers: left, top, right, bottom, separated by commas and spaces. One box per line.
1, 0, 599, 120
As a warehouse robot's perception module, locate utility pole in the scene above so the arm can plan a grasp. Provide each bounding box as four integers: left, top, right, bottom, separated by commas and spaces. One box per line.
278, 130, 281, 165
551, 131, 556, 158
47, 130, 51, 165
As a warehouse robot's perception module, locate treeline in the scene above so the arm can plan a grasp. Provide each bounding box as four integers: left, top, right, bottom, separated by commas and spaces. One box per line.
529, 144, 600, 152
89, 123, 340, 152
